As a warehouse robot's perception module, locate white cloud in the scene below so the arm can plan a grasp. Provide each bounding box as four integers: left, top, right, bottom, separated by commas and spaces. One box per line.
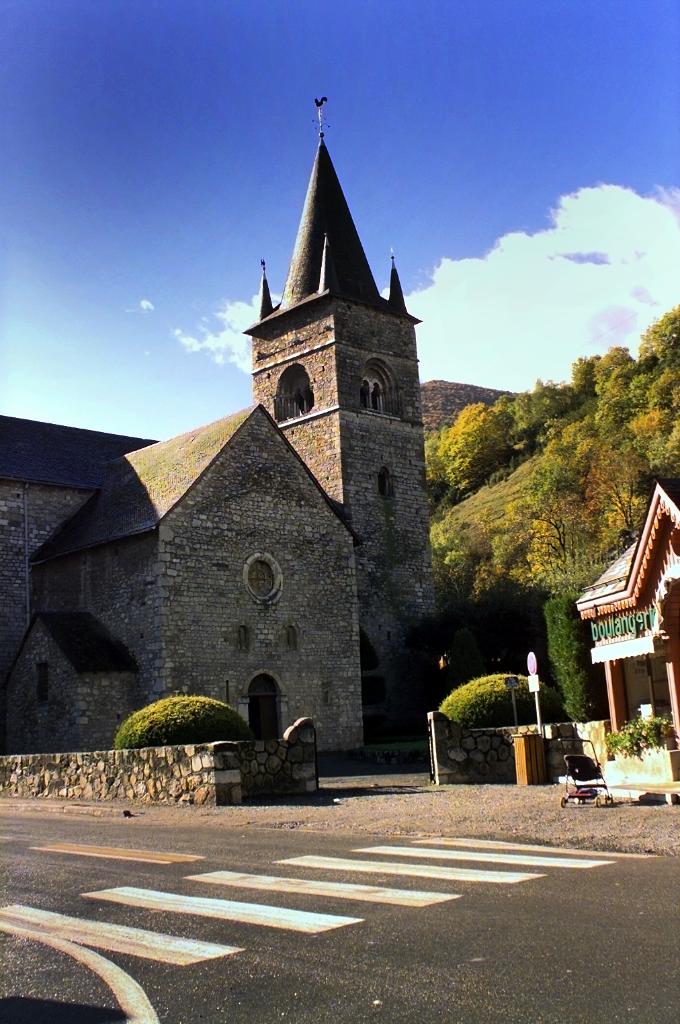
174, 294, 265, 373
125, 298, 155, 313
408, 185, 680, 391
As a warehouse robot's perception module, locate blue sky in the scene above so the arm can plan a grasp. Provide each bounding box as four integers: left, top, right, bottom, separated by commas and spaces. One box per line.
2, 0, 679, 440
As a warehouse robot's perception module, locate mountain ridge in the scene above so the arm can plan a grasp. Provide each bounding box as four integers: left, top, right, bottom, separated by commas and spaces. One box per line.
420, 379, 512, 432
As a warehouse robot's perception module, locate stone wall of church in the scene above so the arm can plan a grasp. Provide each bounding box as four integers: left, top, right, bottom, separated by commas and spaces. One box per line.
156, 410, 363, 752
251, 301, 345, 501
333, 300, 423, 421
32, 533, 162, 696
0, 480, 92, 752
332, 304, 434, 730
4, 620, 138, 754
280, 410, 344, 503
339, 408, 435, 729
0, 480, 91, 685
250, 299, 434, 734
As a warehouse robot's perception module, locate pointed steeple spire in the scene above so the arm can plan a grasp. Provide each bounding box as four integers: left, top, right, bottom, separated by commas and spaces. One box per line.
280, 139, 381, 311
388, 253, 407, 313
318, 233, 340, 294
258, 259, 273, 320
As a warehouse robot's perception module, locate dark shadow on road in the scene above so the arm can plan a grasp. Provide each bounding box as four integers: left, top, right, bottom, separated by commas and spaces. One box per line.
318, 753, 429, 780
0, 997, 126, 1023
244, 755, 431, 807
245, 782, 429, 808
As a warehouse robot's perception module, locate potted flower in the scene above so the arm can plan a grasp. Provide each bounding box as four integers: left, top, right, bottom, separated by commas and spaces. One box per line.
605, 716, 675, 758
604, 716, 679, 787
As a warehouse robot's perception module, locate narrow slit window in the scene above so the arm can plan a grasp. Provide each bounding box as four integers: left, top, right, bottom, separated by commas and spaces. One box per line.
378, 467, 394, 498
286, 624, 298, 650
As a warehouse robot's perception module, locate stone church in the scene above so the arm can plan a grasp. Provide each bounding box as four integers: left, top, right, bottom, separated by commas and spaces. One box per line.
1, 138, 434, 754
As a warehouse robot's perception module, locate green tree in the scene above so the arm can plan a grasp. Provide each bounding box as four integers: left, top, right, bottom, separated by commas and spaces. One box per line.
508, 380, 579, 455
437, 402, 512, 499
570, 355, 600, 401
638, 304, 680, 368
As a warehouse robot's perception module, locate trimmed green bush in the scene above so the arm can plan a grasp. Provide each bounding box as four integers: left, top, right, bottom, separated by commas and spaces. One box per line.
544, 594, 606, 720
113, 695, 253, 750
439, 673, 564, 729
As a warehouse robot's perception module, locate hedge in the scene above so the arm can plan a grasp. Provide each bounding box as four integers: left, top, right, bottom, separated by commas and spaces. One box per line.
544, 593, 604, 721
113, 695, 253, 750
439, 673, 564, 729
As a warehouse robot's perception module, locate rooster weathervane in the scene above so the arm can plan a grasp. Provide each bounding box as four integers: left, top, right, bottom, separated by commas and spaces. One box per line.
315, 96, 328, 138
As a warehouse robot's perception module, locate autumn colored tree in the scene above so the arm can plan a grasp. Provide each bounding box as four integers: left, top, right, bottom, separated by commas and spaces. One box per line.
436, 402, 513, 499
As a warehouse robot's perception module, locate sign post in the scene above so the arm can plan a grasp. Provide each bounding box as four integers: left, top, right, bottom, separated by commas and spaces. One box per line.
504, 676, 520, 728
527, 652, 543, 737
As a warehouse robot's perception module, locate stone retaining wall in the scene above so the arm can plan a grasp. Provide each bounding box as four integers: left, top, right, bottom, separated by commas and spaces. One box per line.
236, 718, 318, 796
0, 717, 317, 806
428, 712, 610, 785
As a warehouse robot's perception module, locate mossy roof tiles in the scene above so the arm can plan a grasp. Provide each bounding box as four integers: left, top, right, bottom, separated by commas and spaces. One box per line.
33, 407, 254, 561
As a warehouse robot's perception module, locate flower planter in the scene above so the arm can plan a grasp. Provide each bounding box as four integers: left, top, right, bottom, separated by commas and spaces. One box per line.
604, 747, 680, 787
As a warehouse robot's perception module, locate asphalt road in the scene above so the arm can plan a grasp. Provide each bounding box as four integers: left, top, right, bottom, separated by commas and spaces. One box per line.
1, 810, 678, 1024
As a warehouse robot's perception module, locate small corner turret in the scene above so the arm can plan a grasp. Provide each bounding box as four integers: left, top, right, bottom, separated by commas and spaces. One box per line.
388, 254, 408, 314
258, 259, 274, 321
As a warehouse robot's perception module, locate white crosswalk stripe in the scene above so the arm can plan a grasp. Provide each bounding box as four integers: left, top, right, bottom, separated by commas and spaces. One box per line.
354, 845, 614, 869
278, 855, 542, 884
415, 837, 652, 859
0, 904, 242, 963
84, 886, 364, 933
185, 870, 460, 907
31, 842, 204, 865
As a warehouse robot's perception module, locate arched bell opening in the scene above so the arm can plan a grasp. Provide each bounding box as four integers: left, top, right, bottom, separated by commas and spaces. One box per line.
275, 363, 314, 422
358, 359, 399, 416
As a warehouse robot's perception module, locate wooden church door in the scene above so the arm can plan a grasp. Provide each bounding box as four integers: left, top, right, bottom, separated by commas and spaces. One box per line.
248, 675, 279, 740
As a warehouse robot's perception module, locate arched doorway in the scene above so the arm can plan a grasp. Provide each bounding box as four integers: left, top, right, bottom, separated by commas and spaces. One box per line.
248, 674, 279, 740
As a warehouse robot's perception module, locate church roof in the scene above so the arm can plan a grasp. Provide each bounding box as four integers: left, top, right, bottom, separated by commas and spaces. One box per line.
37, 612, 137, 672
33, 407, 254, 561
32, 405, 355, 563
280, 140, 382, 312
246, 140, 419, 333
0, 415, 156, 489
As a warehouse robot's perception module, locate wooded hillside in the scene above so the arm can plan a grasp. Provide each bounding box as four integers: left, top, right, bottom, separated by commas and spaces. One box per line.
420, 305, 680, 707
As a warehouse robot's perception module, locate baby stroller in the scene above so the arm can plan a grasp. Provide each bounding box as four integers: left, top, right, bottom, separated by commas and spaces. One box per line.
559, 739, 613, 807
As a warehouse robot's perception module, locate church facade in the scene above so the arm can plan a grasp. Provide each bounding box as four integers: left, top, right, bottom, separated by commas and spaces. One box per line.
1, 139, 434, 754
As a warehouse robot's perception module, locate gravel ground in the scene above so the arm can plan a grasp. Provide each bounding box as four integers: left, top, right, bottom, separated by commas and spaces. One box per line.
3, 771, 678, 857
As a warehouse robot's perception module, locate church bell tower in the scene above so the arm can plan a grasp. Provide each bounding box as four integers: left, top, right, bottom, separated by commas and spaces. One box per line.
245, 135, 434, 733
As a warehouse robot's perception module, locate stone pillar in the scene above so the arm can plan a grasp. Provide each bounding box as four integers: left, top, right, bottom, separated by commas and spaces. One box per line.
604, 661, 628, 730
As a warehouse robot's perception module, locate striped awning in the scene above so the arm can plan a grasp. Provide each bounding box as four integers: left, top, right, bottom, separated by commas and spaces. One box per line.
590, 634, 655, 664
